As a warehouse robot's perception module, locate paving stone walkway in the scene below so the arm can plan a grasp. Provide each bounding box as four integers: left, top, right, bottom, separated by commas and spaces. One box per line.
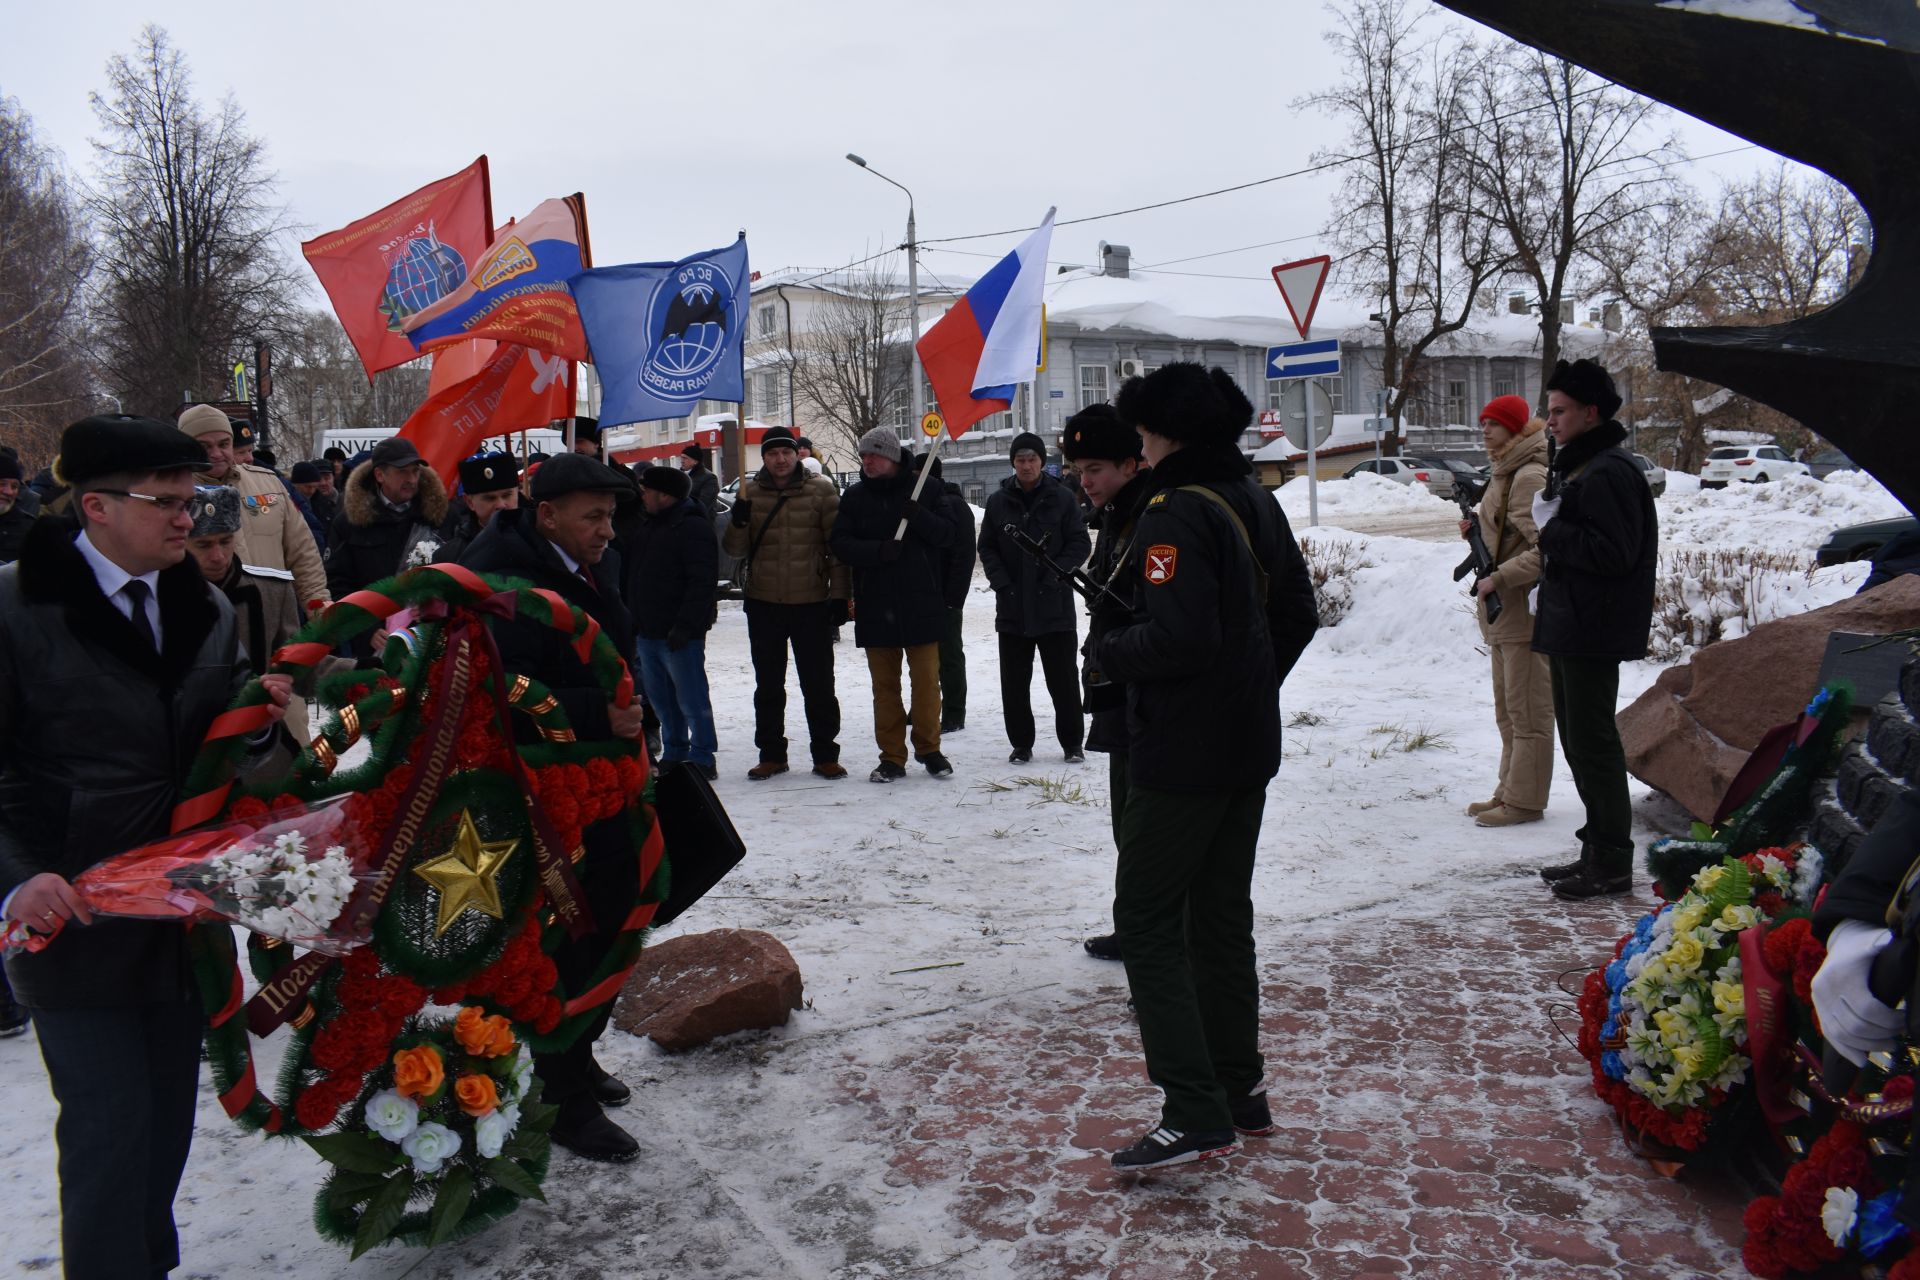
835, 882, 1754, 1278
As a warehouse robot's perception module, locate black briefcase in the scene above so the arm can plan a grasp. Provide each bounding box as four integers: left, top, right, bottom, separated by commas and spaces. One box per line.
648, 764, 746, 926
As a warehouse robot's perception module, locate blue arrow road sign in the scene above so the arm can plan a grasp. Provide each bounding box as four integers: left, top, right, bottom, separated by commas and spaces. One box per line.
1266, 338, 1342, 380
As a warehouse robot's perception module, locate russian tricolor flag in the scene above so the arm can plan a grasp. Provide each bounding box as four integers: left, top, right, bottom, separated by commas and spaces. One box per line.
915, 208, 1055, 437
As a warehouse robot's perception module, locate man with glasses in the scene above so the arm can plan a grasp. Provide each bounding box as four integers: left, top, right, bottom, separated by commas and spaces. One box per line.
0, 451, 35, 564
0, 415, 293, 1278
179, 404, 329, 610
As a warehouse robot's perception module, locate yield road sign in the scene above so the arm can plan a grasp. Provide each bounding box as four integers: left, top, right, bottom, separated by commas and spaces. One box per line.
1270, 255, 1331, 340
1266, 338, 1342, 380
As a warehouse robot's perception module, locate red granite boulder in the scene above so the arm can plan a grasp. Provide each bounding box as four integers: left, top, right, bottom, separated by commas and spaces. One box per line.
612, 928, 803, 1052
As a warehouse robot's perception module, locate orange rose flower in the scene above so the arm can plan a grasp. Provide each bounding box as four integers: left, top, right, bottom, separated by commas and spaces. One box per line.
454, 1006, 518, 1058
392, 1044, 445, 1100
454, 1072, 500, 1117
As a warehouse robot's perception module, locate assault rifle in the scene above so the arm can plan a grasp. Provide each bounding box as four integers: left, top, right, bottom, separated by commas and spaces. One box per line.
1451, 481, 1504, 624
1002, 524, 1132, 615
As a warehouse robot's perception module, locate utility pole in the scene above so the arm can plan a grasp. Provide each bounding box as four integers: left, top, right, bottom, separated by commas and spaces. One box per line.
847, 153, 923, 430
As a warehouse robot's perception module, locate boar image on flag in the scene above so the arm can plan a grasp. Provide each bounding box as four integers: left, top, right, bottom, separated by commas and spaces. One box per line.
567, 234, 749, 425
301, 157, 494, 377
401, 194, 593, 361
914, 208, 1054, 437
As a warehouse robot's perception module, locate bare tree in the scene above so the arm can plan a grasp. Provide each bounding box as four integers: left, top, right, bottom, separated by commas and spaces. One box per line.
0, 95, 94, 463
776, 264, 913, 458
1464, 50, 1680, 403
1713, 163, 1867, 324
87, 25, 300, 418
1299, 0, 1513, 451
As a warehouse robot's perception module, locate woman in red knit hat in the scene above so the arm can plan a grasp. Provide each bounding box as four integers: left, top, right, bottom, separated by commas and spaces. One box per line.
1459, 393, 1555, 827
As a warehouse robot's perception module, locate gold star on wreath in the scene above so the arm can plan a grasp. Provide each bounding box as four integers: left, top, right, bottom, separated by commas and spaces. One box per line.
412, 810, 519, 938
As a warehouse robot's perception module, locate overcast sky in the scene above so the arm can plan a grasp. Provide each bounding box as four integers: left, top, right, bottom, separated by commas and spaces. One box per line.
7, 0, 1785, 306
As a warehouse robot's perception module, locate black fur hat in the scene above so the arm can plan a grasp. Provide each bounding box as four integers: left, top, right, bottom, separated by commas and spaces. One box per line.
1545, 358, 1623, 420
640, 465, 691, 501
1060, 403, 1142, 463
1113, 363, 1253, 444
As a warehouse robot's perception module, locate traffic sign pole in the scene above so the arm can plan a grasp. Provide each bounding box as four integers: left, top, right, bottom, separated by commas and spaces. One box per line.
1305, 381, 1318, 527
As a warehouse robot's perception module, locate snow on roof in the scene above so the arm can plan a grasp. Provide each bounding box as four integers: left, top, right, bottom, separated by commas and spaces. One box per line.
1656, 0, 1890, 45
1250, 413, 1380, 461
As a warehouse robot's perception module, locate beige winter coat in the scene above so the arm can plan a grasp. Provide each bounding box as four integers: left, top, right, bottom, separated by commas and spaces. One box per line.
1476, 421, 1549, 645
721, 469, 850, 605
196, 461, 331, 607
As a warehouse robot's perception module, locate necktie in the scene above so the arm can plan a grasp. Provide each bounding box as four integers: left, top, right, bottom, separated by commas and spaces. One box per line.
122, 579, 158, 651
576, 565, 597, 594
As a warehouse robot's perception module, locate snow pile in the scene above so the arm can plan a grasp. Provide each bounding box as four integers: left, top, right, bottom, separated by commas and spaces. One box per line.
1298, 529, 1481, 660
1657, 471, 1909, 552
1276, 472, 1455, 520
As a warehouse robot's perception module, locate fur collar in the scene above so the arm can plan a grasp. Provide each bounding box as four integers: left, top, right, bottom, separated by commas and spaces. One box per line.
341, 459, 449, 530
16, 517, 223, 687
1552, 420, 1629, 475
1490, 423, 1549, 476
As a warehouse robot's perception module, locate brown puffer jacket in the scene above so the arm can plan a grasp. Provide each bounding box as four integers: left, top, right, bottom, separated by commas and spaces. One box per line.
1476, 420, 1549, 645
721, 468, 850, 605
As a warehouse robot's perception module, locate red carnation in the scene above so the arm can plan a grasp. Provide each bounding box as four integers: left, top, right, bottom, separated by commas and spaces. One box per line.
295, 1088, 341, 1131
1764, 918, 1811, 981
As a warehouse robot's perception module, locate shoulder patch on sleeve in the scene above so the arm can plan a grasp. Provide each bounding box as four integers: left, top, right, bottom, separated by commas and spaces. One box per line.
1147, 492, 1168, 508
1144, 544, 1178, 585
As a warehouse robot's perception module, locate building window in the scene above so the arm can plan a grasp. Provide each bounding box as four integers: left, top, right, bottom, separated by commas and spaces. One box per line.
1445, 380, 1466, 425
1321, 377, 1344, 415
1265, 379, 1284, 412
1078, 365, 1109, 408
1492, 372, 1517, 400
755, 304, 777, 339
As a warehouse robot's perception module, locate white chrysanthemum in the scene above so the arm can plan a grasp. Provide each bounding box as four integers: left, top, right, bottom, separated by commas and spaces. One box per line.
1822, 1186, 1859, 1247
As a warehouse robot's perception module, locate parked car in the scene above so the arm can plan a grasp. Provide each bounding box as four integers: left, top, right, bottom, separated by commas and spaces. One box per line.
1698, 445, 1810, 488
1816, 515, 1920, 566
1631, 452, 1667, 499
712, 478, 744, 594
1806, 447, 1859, 480
1430, 458, 1487, 501
1342, 456, 1455, 497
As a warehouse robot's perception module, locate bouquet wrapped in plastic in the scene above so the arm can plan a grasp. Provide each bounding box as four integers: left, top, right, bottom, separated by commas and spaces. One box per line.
4, 795, 378, 956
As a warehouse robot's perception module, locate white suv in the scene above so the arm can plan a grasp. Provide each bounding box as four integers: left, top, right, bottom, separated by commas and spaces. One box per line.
1699, 445, 1809, 489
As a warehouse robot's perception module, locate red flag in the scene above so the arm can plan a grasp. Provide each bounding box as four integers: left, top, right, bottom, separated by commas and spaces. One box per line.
302, 158, 494, 378
398, 343, 571, 483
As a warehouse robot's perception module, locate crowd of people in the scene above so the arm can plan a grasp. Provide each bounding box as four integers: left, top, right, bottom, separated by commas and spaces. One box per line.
0, 354, 1686, 1274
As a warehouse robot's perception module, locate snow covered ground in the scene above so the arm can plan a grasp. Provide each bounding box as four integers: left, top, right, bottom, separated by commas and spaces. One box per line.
0, 470, 1900, 1277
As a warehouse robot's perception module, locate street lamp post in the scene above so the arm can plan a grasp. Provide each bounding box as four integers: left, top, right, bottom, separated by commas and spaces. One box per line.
847, 153, 923, 431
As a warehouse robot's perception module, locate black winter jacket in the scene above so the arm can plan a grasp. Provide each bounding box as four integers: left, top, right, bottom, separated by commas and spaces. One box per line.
1097, 445, 1317, 791
924, 458, 976, 610
1083, 469, 1156, 755
978, 473, 1091, 636
830, 468, 955, 648
326, 461, 452, 601
1531, 422, 1659, 661
459, 508, 635, 747
0, 518, 262, 1007
685, 465, 720, 518
620, 498, 719, 642
0, 504, 35, 564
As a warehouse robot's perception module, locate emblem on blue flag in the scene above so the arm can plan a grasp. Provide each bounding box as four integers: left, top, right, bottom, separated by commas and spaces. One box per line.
568, 236, 749, 425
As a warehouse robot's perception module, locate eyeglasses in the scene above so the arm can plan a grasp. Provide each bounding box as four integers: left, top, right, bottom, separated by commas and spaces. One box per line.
95, 489, 194, 515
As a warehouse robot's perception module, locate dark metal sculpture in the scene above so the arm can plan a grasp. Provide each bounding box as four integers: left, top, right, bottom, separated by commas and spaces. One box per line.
1433, 0, 1920, 515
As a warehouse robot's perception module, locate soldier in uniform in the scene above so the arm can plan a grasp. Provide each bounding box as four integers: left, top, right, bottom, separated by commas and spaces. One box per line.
1060, 403, 1154, 964
438, 451, 522, 564
178, 404, 330, 609
1097, 363, 1317, 1170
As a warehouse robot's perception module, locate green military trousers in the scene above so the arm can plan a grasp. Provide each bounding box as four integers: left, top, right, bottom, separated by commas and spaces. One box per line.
1112, 781, 1267, 1132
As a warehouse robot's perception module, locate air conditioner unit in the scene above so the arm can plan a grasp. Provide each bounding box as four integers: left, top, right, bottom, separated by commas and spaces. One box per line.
1115, 358, 1144, 380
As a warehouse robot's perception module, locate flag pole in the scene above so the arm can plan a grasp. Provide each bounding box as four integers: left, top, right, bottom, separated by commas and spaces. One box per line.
894, 425, 945, 541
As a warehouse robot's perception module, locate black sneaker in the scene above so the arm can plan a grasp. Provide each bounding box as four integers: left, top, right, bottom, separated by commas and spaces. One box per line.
921, 753, 954, 778
1009, 748, 1032, 764
870, 761, 908, 783
551, 1094, 640, 1163
0, 1002, 27, 1038
1064, 748, 1086, 763
1111, 1124, 1237, 1169
941, 717, 965, 734
1552, 869, 1634, 900
1229, 1078, 1274, 1136
1539, 857, 1586, 884
1083, 934, 1122, 961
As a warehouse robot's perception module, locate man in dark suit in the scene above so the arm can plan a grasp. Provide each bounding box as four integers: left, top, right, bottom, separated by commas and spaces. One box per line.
0, 415, 292, 1277
459, 452, 647, 1163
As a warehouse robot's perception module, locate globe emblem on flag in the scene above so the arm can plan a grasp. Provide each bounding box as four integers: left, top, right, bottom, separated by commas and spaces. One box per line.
643, 264, 736, 401
378, 223, 469, 333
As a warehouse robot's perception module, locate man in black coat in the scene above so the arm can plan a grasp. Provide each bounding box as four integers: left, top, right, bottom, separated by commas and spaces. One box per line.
978, 432, 1092, 763
1529, 358, 1659, 900
830, 428, 957, 782
1062, 404, 1155, 963
327, 435, 451, 602
459, 453, 647, 1164
624, 466, 720, 777
1096, 364, 1317, 1170
921, 455, 976, 734
677, 443, 722, 516
0, 416, 293, 1278
0, 450, 37, 564
437, 451, 522, 565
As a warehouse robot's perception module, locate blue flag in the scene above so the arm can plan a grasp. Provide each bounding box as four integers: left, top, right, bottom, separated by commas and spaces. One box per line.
568, 236, 749, 425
